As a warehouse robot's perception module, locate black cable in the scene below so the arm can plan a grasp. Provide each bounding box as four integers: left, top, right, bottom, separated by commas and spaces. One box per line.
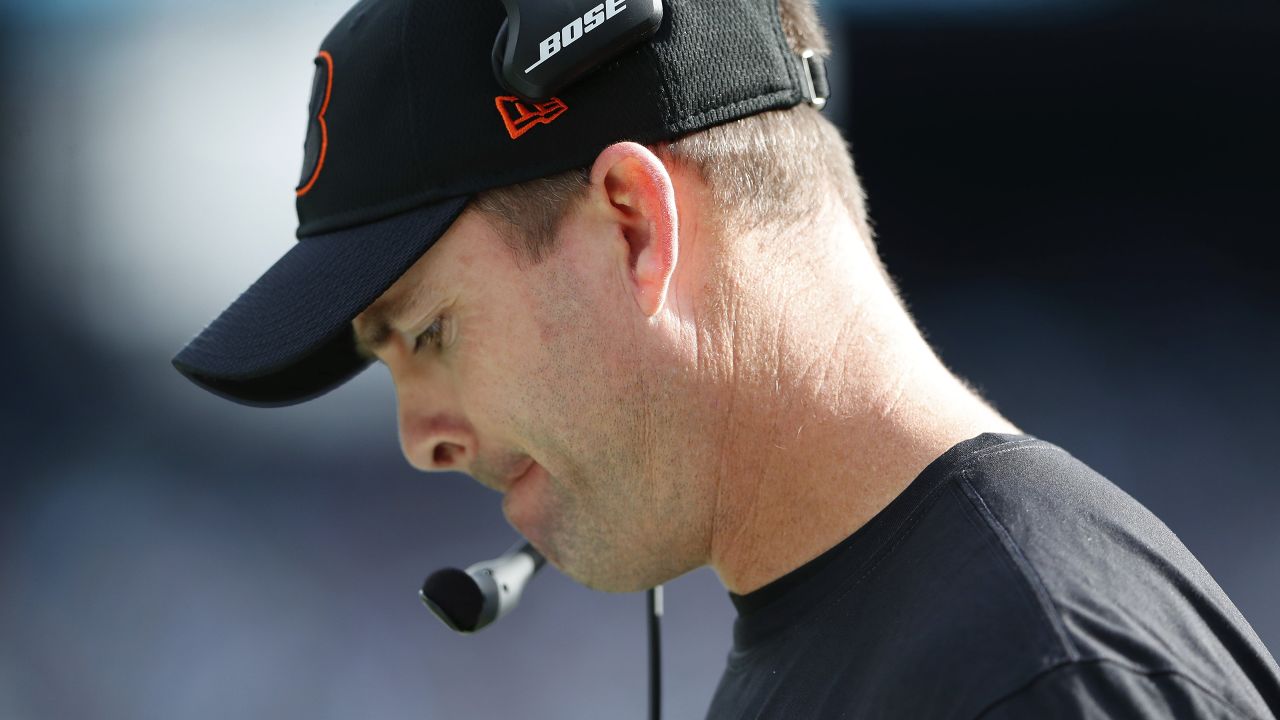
648, 585, 663, 720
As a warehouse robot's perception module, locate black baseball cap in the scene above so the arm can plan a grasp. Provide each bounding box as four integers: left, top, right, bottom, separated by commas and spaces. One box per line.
172, 0, 829, 407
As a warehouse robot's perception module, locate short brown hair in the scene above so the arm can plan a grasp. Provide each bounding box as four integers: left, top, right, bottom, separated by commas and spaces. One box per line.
472, 0, 876, 265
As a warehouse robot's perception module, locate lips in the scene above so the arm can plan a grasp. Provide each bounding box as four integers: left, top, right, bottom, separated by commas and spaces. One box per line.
501, 459, 547, 549
499, 457, 538, 493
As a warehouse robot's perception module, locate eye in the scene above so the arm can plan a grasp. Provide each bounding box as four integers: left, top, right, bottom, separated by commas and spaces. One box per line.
413, 316, 448, 353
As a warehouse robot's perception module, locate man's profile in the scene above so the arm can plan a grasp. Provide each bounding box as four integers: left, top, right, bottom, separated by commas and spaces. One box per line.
172, 0, 1280, 716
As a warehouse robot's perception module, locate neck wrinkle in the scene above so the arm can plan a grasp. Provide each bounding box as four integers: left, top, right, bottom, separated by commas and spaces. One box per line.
701, 230, 1014, 596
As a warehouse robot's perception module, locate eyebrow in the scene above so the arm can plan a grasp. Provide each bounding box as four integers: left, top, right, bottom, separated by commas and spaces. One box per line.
352, 282, 435, 360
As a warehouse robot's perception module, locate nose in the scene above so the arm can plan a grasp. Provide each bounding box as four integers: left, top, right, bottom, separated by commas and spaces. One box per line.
384, 349, 477, 473
398, 407, 477, 472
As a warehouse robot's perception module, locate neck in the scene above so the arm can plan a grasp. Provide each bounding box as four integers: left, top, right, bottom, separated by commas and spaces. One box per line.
696, 212, 1019, 595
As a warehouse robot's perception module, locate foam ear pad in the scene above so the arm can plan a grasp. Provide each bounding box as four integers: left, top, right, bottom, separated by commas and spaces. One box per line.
491, 19, 510, 95
421, 568, 484, 632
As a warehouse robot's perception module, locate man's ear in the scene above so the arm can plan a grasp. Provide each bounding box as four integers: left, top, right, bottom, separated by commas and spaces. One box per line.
588, 141, 678, 317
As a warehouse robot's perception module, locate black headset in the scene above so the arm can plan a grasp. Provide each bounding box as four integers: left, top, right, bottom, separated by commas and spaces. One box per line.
492, 0, 664, 101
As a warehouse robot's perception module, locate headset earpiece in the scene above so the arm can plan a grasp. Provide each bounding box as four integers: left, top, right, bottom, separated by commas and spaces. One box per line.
493, 0, 664, 102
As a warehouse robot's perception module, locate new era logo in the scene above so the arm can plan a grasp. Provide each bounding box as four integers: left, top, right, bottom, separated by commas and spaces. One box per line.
495, 96, 568, 140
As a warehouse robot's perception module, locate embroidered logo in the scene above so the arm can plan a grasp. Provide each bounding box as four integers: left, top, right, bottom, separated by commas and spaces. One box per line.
494, 96, 568, 140
297, 50, 335, 197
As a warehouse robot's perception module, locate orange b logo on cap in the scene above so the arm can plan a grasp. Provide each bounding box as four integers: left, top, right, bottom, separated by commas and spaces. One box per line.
297, 51, 335, 197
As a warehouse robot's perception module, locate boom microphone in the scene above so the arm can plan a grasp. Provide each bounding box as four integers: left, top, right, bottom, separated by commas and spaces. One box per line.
420, 539, 664, 719
420, 540, 546, 633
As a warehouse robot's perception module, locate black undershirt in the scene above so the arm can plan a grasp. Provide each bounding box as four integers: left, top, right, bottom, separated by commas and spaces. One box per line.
705, 433, 1280, 719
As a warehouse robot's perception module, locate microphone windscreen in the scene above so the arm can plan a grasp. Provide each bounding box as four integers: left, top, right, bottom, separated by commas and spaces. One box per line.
420, 568, 484, 632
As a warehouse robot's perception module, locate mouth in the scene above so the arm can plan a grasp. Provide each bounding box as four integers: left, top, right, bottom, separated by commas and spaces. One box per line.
501, 459, 548, 547
499, 457, 539, 494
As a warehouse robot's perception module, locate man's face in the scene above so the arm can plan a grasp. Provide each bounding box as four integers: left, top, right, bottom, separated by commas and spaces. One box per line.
353, 205, 703, 592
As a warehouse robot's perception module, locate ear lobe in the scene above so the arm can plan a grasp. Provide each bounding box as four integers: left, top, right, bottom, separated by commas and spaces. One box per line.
589, 142, 679, 317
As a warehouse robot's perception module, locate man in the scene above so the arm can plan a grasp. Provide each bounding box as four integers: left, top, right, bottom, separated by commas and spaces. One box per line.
173, 0, 1280, 717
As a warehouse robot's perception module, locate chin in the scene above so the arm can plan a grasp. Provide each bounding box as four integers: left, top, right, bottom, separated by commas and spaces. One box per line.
569, 570, 652, 594
555, 547, 688, 594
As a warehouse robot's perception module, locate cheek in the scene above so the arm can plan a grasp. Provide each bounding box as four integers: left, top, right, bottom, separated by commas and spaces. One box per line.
533, 257, 638, 373
465, 253, 640, 452
453, 297, 552, 432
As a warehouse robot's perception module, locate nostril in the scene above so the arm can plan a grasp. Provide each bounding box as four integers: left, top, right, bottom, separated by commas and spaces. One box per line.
433, 442, 463, 466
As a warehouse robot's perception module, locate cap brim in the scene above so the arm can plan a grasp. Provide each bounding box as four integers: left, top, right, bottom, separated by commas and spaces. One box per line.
172, 196, 470, 407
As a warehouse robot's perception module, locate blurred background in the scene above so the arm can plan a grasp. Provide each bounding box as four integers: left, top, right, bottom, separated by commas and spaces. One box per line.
2, 0, 1277, 718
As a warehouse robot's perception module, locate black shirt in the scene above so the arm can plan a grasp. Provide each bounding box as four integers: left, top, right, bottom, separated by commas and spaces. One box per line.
705, 433, 1280, 719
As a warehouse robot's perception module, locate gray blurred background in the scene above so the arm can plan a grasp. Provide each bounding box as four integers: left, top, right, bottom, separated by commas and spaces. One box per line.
2, 0, 1277, 718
